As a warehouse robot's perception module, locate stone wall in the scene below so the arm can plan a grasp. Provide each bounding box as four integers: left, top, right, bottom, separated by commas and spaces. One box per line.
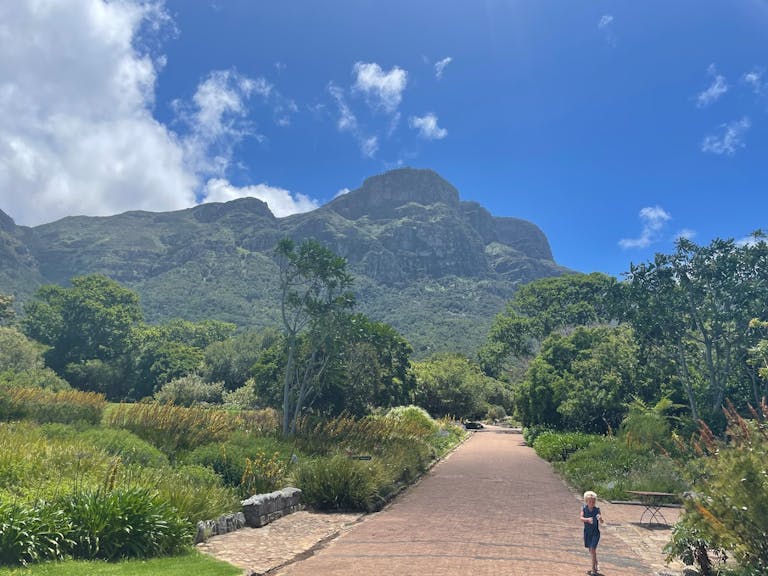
195, 486, 303, 543
242, 487, 303, 528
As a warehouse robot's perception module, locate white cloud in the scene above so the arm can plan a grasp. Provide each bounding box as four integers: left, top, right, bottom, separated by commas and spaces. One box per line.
202, 178, 318, 217
361, 136, 379, 158
701, 117, 751, 155
697, 64, 728, 108
328, 83, 358, 132
0, 1, 316, 227
743, 69, 764, 94
434, 57, 452, 79
597, 14, 616, 46
676, 228, 697, 241
619, 205, 672, 249
334, 188, 351, 198
598, 14, 614, 29
409, 114, 447, 140
0, 0, 198, 226
352, 62, 407, 114
328, 83, 378, 157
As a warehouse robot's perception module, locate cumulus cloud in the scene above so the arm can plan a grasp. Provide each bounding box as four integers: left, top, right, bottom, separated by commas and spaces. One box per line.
697, 64, 728, 108
409, 114, 447, 140
202, 178, 318, 217
701, 117, 751, 155
0, 0, 314, 226
352, 62, 407, 114
434, 57, 452, 79
0, 0, 197, 226
619, 206, 672, 249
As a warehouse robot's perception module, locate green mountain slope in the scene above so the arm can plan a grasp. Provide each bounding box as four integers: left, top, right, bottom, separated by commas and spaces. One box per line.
0, 168, 571, 355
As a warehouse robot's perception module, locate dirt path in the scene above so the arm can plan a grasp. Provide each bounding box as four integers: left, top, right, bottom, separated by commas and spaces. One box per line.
199, 426, 683, 575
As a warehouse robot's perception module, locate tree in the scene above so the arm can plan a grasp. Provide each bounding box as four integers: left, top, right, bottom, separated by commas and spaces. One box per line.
0, 293, 14, 325
413, 353, 509, 420
480, 273, 618, 377
275, 238, 355, 437
129, 319, 235, 399
514, 324, 640, 433
621, 235, 768, 424
203, 328, 280, 391
22, 275, 143, 395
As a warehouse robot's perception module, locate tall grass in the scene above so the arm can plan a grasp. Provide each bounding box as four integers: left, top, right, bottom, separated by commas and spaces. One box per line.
104, 403, 279, 457
0, 388, 105, 425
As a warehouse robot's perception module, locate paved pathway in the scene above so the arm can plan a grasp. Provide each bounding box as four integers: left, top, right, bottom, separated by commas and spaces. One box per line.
271, 427, 672, 576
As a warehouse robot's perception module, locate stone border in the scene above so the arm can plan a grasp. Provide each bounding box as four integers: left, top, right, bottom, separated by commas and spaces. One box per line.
242, 487, 303, 528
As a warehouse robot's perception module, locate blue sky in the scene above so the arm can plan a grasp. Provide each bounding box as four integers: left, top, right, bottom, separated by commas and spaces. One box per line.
1, 1, 766, 277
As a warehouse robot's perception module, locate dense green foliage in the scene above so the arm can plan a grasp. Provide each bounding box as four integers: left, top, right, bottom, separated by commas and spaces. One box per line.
412, 353, 512, 420
667, 402, 768, 575
620, 235, 768, 425
479, 272, 617, 376
514, 324, 640, 433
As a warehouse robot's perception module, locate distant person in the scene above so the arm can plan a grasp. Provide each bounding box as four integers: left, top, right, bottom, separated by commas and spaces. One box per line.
580, 490, 604, 575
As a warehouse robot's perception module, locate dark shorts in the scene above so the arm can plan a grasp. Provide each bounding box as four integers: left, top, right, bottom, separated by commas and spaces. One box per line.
584, 529, 600, 548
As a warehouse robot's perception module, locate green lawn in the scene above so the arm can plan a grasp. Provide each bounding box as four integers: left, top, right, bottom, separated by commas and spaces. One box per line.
0, 551, 242, 576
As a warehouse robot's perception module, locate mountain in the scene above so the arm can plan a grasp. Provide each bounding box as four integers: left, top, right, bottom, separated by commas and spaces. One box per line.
0, 168, 570, 355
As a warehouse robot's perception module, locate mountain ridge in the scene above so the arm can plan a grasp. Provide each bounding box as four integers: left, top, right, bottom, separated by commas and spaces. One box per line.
0, 168, 571, 354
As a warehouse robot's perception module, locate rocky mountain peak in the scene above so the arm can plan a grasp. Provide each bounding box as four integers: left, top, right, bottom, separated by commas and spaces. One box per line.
327, 168, 460, 221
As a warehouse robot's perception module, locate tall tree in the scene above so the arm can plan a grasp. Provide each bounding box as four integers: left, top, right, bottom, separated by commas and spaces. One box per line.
479, 272, 618, 377
621, 235, 768, 423
22, 274, 143, 394
514, 324, 640, 432
276, 238, 355, 437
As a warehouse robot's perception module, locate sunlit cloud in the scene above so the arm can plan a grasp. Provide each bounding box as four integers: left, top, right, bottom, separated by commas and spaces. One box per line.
597, 14, 616, 46
697, 64, 728, 108
742, 69, 765, 94
619, 206, 672, 249
352, 62, 407, 114
328, 82, 378, 157
202, 178, 318, 217
434, 57, 452, 79
0, 0, 198, 226
409, 113, 447, 140
701, 117, 751, 155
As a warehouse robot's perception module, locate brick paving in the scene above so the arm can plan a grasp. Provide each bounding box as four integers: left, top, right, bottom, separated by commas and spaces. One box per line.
200, 426, 683, 576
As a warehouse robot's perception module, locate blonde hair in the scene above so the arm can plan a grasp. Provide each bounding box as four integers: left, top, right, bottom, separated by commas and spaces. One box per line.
583, 490, 597, 501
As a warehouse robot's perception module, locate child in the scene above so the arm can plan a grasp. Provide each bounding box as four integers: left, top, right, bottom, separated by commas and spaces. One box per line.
580, 490, 604, 575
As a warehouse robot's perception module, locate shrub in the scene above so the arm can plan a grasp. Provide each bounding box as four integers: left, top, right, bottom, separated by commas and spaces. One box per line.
533, 431, 600, 462
384, 405, 438, 436
521, 424, 551, 446
292, 454, 384, 512
669, 401, 768, 574
154, 375, 225, 407
60, 487, 191, 560
147, 465, 240, 524
221, 378, 261, 410
0, 499, 72, 566
185, 432, 292, 497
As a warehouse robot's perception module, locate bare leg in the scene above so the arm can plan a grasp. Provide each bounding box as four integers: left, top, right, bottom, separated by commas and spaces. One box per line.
589, 547, 598, 573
